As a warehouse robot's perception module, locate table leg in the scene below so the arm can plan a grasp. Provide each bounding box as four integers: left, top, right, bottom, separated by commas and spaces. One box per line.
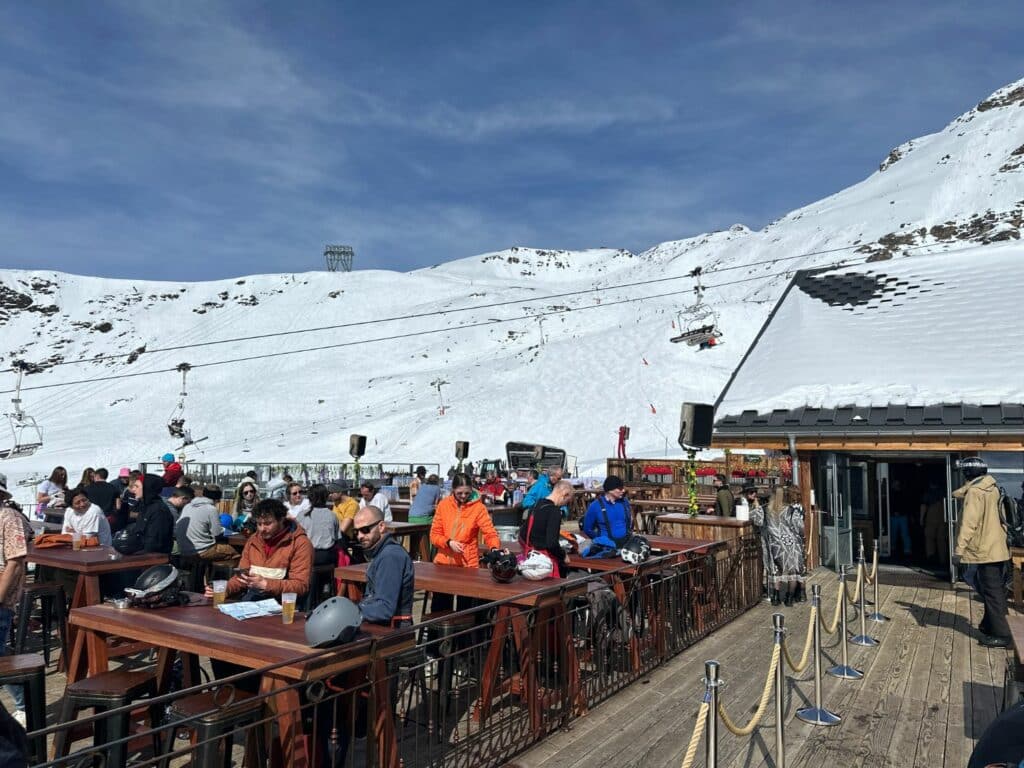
368, 656, 401, 768
474, 605, 514, 723
514, 611, 539, 735
262, 674, 310, 768
1013, 555, 1023, 612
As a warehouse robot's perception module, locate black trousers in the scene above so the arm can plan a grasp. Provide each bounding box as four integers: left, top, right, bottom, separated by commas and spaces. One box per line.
976, 561, 1011, 639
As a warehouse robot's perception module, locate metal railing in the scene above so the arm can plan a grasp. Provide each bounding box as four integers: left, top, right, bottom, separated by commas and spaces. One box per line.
37, 533, 761, 768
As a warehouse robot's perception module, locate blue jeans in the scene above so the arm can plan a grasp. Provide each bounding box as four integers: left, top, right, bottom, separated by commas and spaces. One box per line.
0, 607, 25, 710
890, 514, 912, 556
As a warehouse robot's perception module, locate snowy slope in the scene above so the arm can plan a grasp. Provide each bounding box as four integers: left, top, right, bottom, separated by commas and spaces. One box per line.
1, 77, 1022, 489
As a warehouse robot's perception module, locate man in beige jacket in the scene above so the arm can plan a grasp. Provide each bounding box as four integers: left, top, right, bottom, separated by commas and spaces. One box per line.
954, 457, 1011, 647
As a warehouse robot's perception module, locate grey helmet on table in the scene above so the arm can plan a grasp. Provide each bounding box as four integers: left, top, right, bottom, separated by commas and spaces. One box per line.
305, 596, 362, 648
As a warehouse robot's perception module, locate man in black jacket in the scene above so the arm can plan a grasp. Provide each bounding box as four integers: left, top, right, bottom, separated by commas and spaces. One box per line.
520, 480, 574, 577
128, 474, 174, 554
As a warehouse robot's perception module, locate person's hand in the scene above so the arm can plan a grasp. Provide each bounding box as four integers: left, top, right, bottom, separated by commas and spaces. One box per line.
449, 539, 465, 554
242, 572, 268, 591
203, 584, 213, 598
951, 553, 962, 566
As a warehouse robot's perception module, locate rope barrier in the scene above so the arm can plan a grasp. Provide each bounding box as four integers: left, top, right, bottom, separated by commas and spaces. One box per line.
782, 605, 817, 674
718, 643, 781, 736
864, 547, 878, 586
843, 563, 863, 604
820, 583, 844, 635
679, 701, 710, 768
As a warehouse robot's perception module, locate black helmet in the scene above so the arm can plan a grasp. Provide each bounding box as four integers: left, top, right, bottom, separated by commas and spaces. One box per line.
485, 550, 519, 583
305, 596, 362, 648
112, 528, 143, 556
124, 564, 184, 608
620, 535, 652, 565
958, 457, 988, 480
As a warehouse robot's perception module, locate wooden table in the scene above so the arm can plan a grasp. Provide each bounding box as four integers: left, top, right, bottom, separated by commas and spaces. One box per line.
1010, 547, 1024, 612
336, 561, 589, 734
386, 522, 431, 561
28, 544, 168, 671
1007, 616, 1024, 710
67, 602, 410, 768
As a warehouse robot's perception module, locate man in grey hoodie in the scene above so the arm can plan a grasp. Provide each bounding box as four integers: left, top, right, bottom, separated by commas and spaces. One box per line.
175, 485, 237, 562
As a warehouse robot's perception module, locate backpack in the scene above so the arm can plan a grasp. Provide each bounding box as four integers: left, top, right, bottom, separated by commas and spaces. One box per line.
997, 486, 1024, 549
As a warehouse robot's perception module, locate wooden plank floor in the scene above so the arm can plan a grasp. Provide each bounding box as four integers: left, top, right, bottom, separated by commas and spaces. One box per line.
508, 568, 1013, 768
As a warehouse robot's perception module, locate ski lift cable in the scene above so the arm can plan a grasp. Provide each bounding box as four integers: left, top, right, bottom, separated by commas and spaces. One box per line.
23, 243, 888, 374
0, 242, 972, 397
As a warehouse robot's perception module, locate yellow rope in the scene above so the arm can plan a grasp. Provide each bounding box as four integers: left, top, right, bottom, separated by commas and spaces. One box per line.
864, 548, 878, 586
679, 700, 710, 768
820, 583, 844, 635
782, 605, 817, 673
718, 643, 781, 736
844, 563, 863, 603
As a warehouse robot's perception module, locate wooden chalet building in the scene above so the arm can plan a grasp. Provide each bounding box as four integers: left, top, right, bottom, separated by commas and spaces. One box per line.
712, 244, 1024, 581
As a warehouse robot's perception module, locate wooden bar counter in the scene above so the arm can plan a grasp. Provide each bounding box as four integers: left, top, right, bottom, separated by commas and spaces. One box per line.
655, 513, 752, 541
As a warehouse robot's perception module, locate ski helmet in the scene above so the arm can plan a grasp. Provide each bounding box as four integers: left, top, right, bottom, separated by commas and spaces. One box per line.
958, 456, 988, 480
518, 550, 555, 580
124, 564, 184, 608
487, 551, 519, 583
620, 535, 652, 565
112, 528, 143, 556
305, 596, 362, 648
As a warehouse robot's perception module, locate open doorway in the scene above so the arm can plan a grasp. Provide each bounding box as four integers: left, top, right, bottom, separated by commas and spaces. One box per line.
881, 460, 948, 571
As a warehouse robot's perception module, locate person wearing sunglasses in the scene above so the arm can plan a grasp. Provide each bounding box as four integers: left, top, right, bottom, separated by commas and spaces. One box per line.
351, 505, 413, 627
232, 481, 261, 532
285, 482, 310, 519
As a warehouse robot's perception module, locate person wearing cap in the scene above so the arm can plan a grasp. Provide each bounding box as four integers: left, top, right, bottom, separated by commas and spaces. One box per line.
175, 485, 238, 563
160, 453, 183, 488
582, 476, 632, 554
0, 472, 29, 726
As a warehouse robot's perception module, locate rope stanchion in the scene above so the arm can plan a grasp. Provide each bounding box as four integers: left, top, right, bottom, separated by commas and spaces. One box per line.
773, 614, 787, 768
850, 560, 880, 647
867, 539, 888, 623
782, 605, 816, 674
820, 568, 847, 635
718, 643, 781, 736
864, 538, 879, 586
704, 661, 722, 768
680, 700, 710, 768
828, 565, 864, 680
843, 561, 863, 604
857, 533, 874, 606
796, 584, 842, 726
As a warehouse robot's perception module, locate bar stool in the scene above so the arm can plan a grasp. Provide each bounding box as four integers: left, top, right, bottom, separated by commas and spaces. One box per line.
53, 668, 163, 766
389, 646, 433, 734
420, 610, 478, 740
303, 563, 337, 611
14, 581, 68, 665
0, 653, 47, 763
157, 688, 266, 768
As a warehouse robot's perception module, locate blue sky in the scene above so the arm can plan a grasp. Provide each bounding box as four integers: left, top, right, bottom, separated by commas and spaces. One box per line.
1, 1, 1021, 280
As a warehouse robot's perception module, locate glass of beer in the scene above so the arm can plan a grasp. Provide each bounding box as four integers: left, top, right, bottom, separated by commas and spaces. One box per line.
71, 532, 83, 551
212, 580, 227, 607
281, 592, 297, 624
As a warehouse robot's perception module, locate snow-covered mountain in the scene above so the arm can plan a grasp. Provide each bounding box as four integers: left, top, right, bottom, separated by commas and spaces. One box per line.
1, 77, 1023, 489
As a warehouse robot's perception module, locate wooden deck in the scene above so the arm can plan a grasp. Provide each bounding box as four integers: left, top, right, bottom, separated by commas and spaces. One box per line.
510, 568, 1010, 768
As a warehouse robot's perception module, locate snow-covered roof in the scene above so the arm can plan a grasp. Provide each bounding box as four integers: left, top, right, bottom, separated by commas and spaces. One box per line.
714, 243, 1024, 432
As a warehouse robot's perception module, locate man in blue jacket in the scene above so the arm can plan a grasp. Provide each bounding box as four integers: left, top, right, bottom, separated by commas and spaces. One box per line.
582, 475, 632, 555
353, 505, 414, 627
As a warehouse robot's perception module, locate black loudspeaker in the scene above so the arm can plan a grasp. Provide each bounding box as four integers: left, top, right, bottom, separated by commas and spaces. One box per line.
678, 403, 714, 449
349, 434, 366, 459
455, 440, 470, 460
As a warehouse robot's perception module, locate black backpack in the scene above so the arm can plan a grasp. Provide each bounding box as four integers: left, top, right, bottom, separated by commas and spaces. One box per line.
997, 486, 1024, 549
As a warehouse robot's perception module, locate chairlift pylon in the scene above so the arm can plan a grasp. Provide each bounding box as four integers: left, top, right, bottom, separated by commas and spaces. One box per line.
0, 362, 43, 460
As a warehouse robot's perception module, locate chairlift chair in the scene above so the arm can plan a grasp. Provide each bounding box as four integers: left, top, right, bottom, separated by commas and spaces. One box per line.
0, 363, 43, 460
669, 276, 723, 348
166, 363, 192, 439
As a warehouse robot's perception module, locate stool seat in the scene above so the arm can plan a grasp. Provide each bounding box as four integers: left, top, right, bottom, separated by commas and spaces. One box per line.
169, 689, 262, 722
66, 668, 156, 699
0, 652, 45, 679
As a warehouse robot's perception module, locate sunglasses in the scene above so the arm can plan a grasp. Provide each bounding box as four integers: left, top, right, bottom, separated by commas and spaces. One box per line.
290, 491, 303, 497
354, 522, 380, 535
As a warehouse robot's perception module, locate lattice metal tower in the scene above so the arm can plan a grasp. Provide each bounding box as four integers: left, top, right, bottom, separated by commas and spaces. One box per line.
324, 245, 354, 272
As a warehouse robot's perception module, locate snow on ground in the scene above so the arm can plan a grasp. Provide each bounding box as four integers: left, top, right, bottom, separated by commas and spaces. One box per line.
1, 77, 1023, 497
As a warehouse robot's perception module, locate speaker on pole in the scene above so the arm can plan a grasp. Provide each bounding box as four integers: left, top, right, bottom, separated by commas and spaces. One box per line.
455, 441, 470, 460
349, 434, 366, 460
678, 403, 714, 449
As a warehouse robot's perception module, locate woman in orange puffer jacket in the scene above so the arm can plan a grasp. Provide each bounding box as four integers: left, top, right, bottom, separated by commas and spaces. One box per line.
430, 473, 500, 568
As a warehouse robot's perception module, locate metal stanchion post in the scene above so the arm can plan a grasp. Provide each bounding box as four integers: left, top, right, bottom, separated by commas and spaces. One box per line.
796, 584, 841, 726
705, 660, 721, 768
857, 533, 873, 606
828, 566, 863, 679
867, 538, 888, 623
850, 560, 880, 647
773, 613, 787, 768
